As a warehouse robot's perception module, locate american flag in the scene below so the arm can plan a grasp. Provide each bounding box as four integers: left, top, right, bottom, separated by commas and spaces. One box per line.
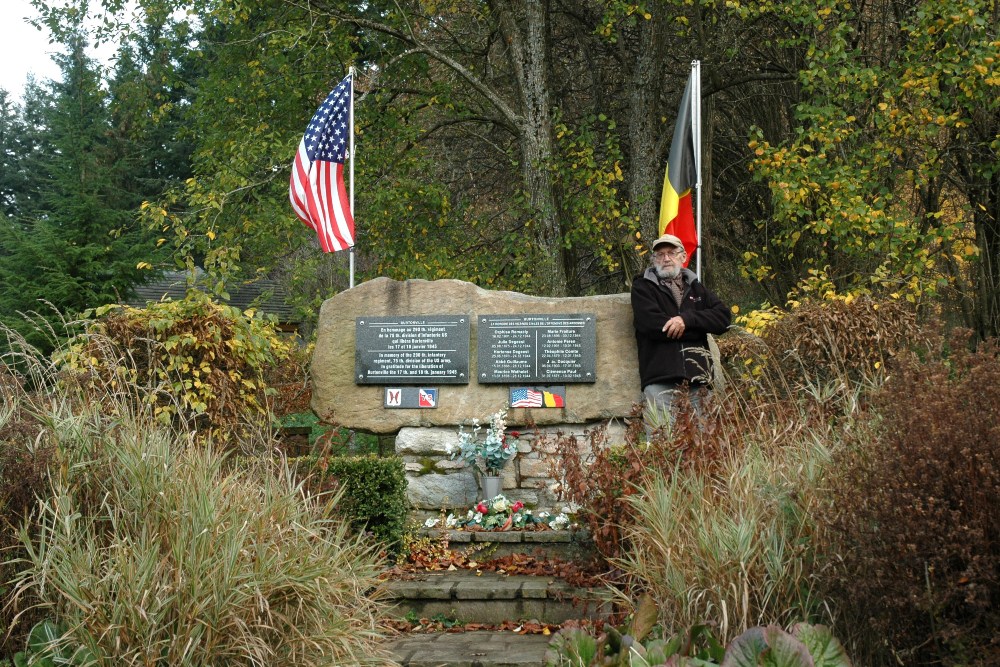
290, 74, 355, 252
510, 388, 543, 408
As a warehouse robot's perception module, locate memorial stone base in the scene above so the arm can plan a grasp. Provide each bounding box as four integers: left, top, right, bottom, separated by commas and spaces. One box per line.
397, 420, 626, 521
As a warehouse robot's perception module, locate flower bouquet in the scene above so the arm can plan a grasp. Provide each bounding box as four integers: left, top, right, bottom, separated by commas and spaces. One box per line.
450, 407, 518, 476
424, 494, 572, 531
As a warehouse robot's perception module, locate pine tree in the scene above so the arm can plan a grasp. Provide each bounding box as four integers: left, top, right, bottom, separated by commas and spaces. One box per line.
0, 36, 164, 353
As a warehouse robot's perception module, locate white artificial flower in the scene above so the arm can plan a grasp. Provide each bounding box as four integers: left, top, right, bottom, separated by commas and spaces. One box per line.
423, 518, 440, 528
493, 498, 508, 512
445, 514, 459, 528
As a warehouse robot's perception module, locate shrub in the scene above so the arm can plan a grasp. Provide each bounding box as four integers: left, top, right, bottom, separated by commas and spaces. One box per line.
8, 392, 395, 666
719, 296, 917, 393
264, 341, 313, 417
549, 399, 737, 563
292, 454, 408, 549
824, 329, 1000, 665
56, 291, 291, 446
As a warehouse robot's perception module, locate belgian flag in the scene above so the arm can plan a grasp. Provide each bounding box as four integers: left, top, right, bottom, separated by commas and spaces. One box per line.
658, 71, 698, 267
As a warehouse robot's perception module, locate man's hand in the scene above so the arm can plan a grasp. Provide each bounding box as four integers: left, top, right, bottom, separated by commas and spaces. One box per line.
663, 316, 686, 339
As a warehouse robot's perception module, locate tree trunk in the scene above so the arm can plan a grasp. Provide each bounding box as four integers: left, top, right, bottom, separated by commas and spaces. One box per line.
974, 169, 1000, 339
626, 14, 668, 249
494, 0, 568, 296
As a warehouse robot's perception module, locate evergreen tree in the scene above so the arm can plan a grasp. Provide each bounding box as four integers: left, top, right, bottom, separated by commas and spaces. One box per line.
0, 36, 164, 352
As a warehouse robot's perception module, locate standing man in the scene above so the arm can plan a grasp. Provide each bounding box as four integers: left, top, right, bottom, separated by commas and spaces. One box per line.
631, 233, 731, 426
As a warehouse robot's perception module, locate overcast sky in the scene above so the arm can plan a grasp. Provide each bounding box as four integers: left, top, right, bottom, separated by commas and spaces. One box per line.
0, 0, 63, 99
1, 0, 126, 102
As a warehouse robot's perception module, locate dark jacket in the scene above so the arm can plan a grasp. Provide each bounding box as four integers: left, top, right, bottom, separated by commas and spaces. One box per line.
630, 267, 731, 390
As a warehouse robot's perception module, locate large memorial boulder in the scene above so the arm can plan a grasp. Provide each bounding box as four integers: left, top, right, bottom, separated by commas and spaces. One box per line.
312, 278, 640, 433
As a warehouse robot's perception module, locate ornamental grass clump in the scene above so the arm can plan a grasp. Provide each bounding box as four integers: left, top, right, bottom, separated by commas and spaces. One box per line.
7, 381, 395, 666
616, 433, 835, 645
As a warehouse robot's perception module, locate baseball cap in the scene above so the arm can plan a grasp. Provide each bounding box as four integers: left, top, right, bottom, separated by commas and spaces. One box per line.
651, 233, 685, 252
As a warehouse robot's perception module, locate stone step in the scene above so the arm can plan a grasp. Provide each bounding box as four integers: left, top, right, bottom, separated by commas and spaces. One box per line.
386, 630, 553, 667
385, 570, 610, 626
420, 528, 594, 563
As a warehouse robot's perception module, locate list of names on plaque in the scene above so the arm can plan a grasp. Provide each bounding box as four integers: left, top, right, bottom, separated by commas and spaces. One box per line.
477, 314, 596, 384
355, 316, 470, 384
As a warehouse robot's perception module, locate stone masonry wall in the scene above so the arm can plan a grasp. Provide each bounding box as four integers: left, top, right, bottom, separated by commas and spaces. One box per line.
397, 421, 627, 518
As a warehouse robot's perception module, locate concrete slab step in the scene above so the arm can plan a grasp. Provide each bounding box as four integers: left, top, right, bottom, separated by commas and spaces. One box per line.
386, 629, 553, 667
419, 528, 594, 563
386, 570, 610, 625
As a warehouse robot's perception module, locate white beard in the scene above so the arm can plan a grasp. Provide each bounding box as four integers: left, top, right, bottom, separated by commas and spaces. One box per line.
654, 264, 682, 280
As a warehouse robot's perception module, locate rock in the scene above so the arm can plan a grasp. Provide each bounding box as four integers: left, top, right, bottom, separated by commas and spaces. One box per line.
395, 427, 459, 456
312, 278, 641, 433
518, 456, 554, 479
406, 472, 479, 510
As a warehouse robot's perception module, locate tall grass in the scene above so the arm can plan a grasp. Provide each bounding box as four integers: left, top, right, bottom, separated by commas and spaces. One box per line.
615, 432, 834, 644
2, 324, 396, 666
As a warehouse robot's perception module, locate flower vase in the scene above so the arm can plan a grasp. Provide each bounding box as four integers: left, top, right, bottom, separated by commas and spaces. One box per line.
481, 474, 502, 500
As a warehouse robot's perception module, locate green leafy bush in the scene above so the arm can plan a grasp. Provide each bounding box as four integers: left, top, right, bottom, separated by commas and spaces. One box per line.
292, 454, 408, 549
824, 329, 1000, 665
13, 619, 95, 667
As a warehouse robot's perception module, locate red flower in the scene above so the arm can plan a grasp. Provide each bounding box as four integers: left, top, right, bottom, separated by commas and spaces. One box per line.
510, 431, 521, 439
512, 501, 524, 512
476, 502, 488, 514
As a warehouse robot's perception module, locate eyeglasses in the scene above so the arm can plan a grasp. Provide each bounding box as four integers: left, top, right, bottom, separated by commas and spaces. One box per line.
653, 249, 685, 260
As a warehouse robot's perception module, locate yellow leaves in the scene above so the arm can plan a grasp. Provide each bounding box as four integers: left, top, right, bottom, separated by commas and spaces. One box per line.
136, 262, 153, 270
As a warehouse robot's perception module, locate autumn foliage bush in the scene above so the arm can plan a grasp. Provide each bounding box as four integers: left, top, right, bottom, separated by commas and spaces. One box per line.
824, 329, 1000, 665
548, 399, 733, 562
719, 296, 917, 391
56, 291, 290, 445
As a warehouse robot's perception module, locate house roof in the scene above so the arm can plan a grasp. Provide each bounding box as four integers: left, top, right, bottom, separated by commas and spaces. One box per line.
127, 271, 297, 323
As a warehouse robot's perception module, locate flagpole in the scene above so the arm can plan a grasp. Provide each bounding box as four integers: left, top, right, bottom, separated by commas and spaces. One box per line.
348, 66, 356, 289
691, 60, 702, 281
